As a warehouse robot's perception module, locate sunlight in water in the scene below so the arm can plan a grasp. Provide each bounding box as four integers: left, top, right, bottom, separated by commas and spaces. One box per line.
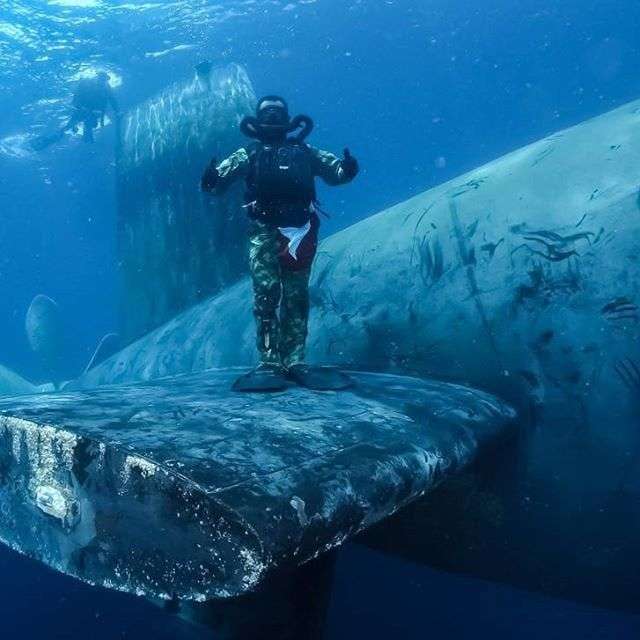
47, 0, 101, 7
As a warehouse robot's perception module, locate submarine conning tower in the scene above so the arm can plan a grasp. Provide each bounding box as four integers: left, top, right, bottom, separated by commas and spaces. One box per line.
116, 63, 255, 343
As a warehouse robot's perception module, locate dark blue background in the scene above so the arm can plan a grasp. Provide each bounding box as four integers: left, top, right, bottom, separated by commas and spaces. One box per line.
1, 0, 640, 637
2, 543, 640, 639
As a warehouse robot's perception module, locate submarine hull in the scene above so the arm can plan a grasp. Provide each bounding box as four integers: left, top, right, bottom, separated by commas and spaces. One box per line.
0, 369, 515, 601
79, 97, 640, 611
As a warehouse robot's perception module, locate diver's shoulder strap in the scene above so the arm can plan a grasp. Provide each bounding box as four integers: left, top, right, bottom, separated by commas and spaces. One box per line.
246, 141, 263, 161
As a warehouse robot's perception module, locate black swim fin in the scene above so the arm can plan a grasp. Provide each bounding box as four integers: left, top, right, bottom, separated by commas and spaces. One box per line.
233, 365, 289, 393
287, 364, 353, 391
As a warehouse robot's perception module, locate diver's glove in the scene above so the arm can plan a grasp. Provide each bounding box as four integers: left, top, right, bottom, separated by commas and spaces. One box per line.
201, 158, 219, 192
341, 148, 359, 180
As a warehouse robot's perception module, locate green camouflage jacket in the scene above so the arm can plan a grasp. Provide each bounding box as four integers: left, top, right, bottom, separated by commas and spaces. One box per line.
212, 144, 353, 193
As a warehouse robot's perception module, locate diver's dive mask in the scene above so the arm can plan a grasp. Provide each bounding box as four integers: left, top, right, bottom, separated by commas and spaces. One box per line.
257, 100, 290, 128
240, 95, 314, 143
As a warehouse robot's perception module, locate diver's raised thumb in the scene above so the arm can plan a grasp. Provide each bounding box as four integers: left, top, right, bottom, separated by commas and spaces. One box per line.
341, 148, 359, 179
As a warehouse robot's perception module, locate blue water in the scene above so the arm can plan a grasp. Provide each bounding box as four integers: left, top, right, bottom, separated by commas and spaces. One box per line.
3, 542, 640, 639
1, 0, 640, 637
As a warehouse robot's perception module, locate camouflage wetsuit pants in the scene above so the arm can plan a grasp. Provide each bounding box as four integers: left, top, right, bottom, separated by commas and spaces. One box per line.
248, 221, 312, 368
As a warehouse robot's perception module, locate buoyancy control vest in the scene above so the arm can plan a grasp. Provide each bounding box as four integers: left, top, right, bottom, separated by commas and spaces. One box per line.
73, 78, 110, 112
245, 140, 316, 227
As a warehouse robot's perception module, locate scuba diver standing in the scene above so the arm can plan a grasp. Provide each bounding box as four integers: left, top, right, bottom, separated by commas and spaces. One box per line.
31, 71, 120, 151
201, 96, 359, 392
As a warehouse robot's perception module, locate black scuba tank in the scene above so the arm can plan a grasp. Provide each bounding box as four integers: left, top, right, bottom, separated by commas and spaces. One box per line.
246, 141, 316, 225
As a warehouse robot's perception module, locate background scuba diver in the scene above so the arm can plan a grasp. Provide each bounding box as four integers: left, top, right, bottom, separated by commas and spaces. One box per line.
201, 96, 359, 391
31, 71, 120, 150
